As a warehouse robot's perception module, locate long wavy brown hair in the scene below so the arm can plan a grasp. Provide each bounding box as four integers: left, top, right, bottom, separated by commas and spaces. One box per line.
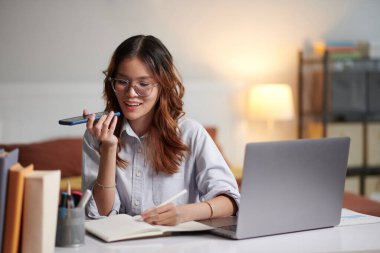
103, 35, 188, 174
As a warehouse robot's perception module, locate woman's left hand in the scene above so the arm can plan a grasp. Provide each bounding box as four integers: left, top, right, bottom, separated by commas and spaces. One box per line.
141, 203, 184, 226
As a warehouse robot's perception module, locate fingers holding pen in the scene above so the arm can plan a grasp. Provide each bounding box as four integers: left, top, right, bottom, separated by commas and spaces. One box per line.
141, 203, 181, 226
140, 207, 156, 223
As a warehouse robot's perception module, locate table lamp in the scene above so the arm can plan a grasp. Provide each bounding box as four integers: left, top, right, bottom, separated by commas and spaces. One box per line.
248, 83, 295, 130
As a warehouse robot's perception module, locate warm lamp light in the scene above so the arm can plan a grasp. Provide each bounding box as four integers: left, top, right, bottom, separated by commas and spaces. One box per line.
249, 84, 295, 130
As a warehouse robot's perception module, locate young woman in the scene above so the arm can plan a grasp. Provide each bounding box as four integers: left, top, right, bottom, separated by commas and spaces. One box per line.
82, 35, 240, 226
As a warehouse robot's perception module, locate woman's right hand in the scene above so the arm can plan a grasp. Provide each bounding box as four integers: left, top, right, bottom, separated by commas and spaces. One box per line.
84, 109, 119, 216
83, 109, 118, 148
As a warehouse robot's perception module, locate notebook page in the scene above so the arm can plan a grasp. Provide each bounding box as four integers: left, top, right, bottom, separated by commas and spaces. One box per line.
155, 220, 214, 232
85, 214, 162, 242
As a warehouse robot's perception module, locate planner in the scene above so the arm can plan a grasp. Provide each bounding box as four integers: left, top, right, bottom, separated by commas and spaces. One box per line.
85, 214, 213, 242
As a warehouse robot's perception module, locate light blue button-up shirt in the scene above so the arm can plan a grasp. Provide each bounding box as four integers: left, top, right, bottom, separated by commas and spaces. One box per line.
82, 117, 240, 219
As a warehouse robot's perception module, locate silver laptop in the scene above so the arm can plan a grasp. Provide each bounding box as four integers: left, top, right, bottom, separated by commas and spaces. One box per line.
201, 137, 350, 239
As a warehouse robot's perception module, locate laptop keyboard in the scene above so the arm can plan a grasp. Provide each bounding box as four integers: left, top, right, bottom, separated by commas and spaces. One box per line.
219, 224, 237, 232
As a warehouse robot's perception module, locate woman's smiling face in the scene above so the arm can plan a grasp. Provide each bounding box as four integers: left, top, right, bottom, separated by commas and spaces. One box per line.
115, 57, 159, 135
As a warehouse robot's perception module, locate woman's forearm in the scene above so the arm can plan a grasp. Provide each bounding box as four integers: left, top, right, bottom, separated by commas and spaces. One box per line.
179, 195, 238, 223
93, 144, 118, 216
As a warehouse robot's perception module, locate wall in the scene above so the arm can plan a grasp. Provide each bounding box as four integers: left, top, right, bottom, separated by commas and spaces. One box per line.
1, 0, 380, 166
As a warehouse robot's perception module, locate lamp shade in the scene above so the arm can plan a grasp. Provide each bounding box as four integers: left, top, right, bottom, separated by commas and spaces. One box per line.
249, 84, 294, 121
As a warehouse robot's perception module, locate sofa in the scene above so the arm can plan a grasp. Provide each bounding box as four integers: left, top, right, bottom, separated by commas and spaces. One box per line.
0, 138, 82, 191
1, 129, 380, 217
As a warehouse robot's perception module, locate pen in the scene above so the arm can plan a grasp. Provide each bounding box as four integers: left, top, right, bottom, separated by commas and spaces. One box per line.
59, 192, 68, 208
77, 189, 92, 208
157, 189, 187, 207
72, 190, 83, 207
133, 189, 187, 221
66, 181, 75, 209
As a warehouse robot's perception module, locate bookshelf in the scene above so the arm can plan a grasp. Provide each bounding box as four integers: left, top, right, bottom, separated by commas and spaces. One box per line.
298, 49, 380, 195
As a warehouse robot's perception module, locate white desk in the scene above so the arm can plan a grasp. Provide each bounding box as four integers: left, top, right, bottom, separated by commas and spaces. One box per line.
55, 223, 380, 253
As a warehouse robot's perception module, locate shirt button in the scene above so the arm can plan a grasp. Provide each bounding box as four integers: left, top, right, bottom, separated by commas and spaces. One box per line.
136, 170, 142, 177
134, 200, 140, 207
137, 148, 142, 153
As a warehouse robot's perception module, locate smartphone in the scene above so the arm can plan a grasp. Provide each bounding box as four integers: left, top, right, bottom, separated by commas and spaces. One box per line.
58, 111, 121, 126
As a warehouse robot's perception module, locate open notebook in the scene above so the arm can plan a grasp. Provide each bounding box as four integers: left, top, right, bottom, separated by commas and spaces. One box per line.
85, 214, 214, 242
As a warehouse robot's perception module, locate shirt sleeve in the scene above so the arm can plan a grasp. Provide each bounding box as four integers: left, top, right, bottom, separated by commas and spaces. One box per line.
192, 124, 241, 208
82, 130, 121, 219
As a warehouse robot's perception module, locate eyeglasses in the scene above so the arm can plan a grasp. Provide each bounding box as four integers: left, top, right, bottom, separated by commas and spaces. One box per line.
107, 77, 159, 97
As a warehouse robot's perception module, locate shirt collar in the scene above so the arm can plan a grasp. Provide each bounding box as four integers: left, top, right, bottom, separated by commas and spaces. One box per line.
121, 118, 147, 141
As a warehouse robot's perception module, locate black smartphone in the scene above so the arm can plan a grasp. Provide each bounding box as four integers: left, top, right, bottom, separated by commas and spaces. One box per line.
58, 111, 121, 126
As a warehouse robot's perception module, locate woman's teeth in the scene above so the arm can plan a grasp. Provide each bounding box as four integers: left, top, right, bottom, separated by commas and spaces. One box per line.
126, 103, 141, 107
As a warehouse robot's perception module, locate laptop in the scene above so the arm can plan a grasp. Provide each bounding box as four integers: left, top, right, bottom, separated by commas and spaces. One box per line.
201, 137, 350, 239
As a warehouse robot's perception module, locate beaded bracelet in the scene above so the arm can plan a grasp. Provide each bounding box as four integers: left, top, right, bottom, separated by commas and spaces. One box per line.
204, 201, 214, 219
95, 180, 116, 189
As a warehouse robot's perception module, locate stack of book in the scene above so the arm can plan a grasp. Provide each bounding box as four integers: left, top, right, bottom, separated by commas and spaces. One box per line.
0, 148, 61, 253
313, 40, 370, 60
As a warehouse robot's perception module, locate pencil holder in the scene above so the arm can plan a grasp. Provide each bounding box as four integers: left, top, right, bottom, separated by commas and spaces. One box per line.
55, 207, 85, 247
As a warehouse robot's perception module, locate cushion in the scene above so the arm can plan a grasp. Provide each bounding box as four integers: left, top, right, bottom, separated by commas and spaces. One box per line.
0, 138, 82, 178
343, 191, 380, 217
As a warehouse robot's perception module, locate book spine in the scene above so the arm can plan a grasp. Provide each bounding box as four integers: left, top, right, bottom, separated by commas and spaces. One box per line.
0, 149, 19, 252
2, 164, 33, 253
21, 170, 61, 253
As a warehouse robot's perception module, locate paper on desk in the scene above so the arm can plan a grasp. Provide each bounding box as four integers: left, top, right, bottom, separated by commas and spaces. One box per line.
338, 208, 380, 227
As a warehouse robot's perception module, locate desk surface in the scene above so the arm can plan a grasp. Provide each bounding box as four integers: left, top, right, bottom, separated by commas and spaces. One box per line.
55, 223, 380, 253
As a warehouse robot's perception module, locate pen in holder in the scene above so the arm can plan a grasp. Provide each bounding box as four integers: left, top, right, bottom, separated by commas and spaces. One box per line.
55, 207, 85, 247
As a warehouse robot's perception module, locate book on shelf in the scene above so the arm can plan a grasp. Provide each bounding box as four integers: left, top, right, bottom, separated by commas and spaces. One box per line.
325, 40, 357, 47
313, 40, 369, 59
85, 214, 214, 242
21, 170, 61, 253
2, 163, 34, 253
330, 51, 362, 60
0, 149, 19, 252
